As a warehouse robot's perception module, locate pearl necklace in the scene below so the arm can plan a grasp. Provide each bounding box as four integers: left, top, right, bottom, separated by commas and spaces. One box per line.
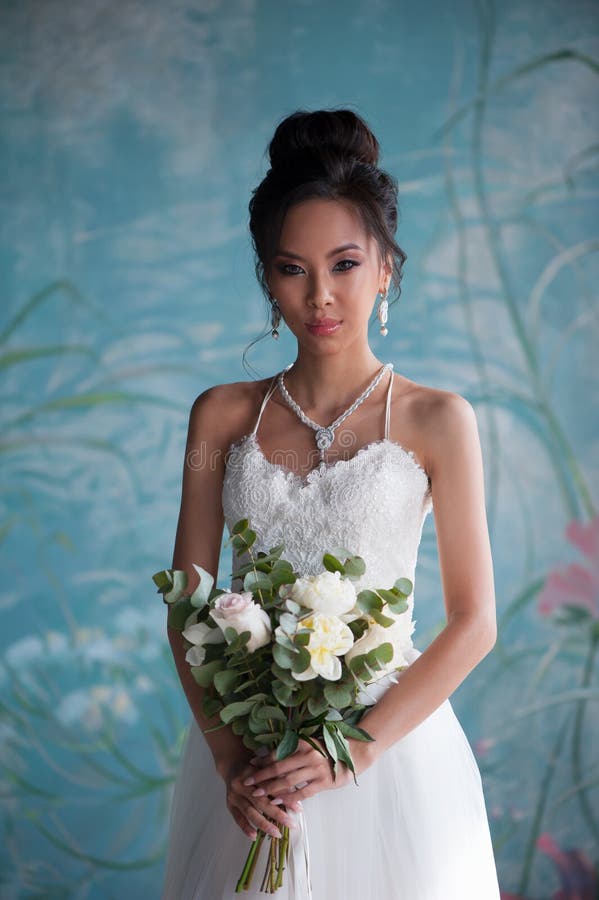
277, 362, 394, 476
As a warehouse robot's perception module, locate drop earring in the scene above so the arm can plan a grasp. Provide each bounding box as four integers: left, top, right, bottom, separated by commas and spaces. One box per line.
271, 299, 281, 339
377, 288, 389, 336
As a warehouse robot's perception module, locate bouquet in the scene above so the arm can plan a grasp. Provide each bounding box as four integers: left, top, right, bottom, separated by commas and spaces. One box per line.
152, 517, 414, 893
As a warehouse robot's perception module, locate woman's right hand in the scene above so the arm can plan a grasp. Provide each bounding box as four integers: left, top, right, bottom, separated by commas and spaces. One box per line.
221, 755, 301, 841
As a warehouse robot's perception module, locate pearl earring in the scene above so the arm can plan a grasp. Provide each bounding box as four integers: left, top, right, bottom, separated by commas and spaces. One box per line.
377, 288, 389, 336
271, 299, 281, 339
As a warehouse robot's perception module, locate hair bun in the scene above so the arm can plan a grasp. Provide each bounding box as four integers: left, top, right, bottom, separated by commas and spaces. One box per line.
268, 109, 380, 170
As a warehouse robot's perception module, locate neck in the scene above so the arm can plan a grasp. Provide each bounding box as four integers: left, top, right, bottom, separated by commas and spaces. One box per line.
281, 350, 387, 416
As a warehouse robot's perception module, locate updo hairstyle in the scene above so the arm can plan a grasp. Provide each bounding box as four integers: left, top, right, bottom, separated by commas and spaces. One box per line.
248, 108, 407, 313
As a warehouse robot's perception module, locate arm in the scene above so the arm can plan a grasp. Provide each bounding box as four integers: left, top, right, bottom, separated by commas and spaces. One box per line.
358, 392, 497, 764
168, 385, 246, 780
169, 384, 300, 840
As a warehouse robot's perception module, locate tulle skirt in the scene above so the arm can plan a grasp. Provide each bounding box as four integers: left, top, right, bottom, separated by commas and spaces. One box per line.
161, 647, 501, 899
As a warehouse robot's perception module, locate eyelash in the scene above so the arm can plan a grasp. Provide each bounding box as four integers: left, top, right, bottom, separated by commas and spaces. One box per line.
278, 259, 361, 275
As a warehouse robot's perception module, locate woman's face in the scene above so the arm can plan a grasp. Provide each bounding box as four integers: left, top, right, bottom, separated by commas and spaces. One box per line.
266, 198, 391, 349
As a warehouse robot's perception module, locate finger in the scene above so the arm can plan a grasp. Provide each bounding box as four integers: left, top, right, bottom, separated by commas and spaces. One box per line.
242, 755, 304, 788
231, 806, 258, 840
250, 766, 313, 800
239, 801, 284, 839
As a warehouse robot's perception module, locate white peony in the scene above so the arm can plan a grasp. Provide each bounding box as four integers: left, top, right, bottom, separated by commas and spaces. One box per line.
345, 614, 415, 682
182, 611, 226, 666
208, 591, 272, 653
288, 570, 357, 617
293, 612, 355, 682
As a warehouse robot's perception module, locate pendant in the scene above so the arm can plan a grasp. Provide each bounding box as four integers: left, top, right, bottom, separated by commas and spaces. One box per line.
315, 427, 335, 452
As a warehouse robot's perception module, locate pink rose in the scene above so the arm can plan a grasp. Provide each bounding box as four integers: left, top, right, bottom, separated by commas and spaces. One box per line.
209, 591, 272, 652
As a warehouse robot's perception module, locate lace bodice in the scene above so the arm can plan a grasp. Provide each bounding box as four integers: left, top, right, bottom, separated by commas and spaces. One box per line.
221, 367, 433, 637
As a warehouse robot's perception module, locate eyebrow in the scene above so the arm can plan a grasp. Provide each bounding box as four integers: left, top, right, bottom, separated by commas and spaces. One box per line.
274, 242, 364, 261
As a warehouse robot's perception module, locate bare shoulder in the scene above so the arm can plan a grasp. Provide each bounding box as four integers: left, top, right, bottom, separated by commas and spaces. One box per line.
393, 375, 479, 479
186, 376, 274, 449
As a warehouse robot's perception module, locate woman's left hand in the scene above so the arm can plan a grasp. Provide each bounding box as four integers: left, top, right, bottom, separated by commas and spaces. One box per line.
238, 737, 371, 808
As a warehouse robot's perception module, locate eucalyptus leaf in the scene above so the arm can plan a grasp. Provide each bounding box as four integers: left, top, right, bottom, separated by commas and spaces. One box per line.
189, 565, 214, 608
322, 553, 344, 574
276, 729, 299, 760
393, 577, 413, 597
272, 680, 293, 705
291, 645, 311, 674
232, 518, 249, 534
369, 608, 396, 628
257, 705, 287, 722
273, 643, 295, 669
213, 668, 240, 696
243, 572, 273, 593
337, 721, 375, 742
220, 701, 254, 724
323, 682, 353, 708
356, 590, 383, 614
167, 596, 195, 631
190, 659, 224, 688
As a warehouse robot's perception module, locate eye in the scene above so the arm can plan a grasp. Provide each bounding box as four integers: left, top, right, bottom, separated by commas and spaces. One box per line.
278, 263, 304, 275
334, 259, 360, 272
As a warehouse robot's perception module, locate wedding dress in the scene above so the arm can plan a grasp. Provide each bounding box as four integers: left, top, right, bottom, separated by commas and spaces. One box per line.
162, 367, 501, 899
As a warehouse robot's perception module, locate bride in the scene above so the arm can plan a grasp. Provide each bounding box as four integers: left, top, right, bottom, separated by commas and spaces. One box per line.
162, 108, 501, 898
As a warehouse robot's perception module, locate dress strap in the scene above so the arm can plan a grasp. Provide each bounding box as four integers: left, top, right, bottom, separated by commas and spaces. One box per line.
251, 373, 280, 436
384, 366, 394, 439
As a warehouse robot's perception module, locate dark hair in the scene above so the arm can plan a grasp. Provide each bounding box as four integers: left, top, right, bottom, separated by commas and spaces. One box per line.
242, 108, 407, 373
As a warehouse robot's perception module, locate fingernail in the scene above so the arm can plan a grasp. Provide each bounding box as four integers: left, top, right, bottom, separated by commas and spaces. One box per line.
270, 828, 282, 839
252, 787, 265, 797
243, 777, 255, 786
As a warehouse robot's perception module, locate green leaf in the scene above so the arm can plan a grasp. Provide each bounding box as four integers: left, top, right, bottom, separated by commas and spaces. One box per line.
232, 529, 257, 552
254, 732, 280, 744
373, 642, 393, 665
201, 694, 223, 719
152, 569, 174, 592
323, 682, 353, 708
386, 598, 408, 616
257, 705, 287, 722
190, 659, 224, 687
167, 595, 195, 631
322, 553, 345, 574
291, 645, 311, 674
271, 662, 296, 686
284, 599, 302, 615
220, 701, 254, 724
232, 518, 249, 534
307, 695, 329, 717
276, 729, 299, 760
189, 566, 214, 608
356, 590, 383, 614
337, 721, 375, 742
213, 668, 239, 696
273, 643, 295, 669
393, 577, 413, 597
370, 608, 396, 627
243, 572, 273, 593
272, 680, 293, 705
322, 725, 339, 765
343, 555, 366, 577
279, 612, 298, 634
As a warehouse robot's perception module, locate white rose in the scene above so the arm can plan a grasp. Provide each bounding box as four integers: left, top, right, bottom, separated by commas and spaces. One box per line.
289, 570, 357, 617
345, 614, 415, 682
182, 611, 226, 666
293, 612, 355, 682
209, 591, 272, 653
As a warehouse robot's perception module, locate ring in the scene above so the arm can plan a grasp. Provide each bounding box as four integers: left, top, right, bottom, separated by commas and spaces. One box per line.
294, 780, 309, 791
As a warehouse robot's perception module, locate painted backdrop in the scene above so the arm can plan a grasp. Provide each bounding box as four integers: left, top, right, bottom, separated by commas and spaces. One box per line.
1, 0, 598, 897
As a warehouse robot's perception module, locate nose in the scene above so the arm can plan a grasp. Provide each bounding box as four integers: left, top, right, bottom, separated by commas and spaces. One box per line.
306, 271, 333, 308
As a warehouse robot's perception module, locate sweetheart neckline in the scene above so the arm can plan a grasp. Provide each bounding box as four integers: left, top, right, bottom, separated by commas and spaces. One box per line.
226, 432, 432, 490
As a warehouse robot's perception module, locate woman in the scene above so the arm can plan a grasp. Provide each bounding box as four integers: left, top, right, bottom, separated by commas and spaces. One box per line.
163, 108, 501, 898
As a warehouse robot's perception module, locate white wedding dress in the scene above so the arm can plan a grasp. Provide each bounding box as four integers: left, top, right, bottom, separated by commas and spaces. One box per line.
162, 367, 501, 899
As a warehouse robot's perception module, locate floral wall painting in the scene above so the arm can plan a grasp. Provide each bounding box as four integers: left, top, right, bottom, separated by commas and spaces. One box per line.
1, 0, 597, 897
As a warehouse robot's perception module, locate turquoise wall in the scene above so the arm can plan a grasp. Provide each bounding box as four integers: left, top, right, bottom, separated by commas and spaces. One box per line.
1, 0, 598, 896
